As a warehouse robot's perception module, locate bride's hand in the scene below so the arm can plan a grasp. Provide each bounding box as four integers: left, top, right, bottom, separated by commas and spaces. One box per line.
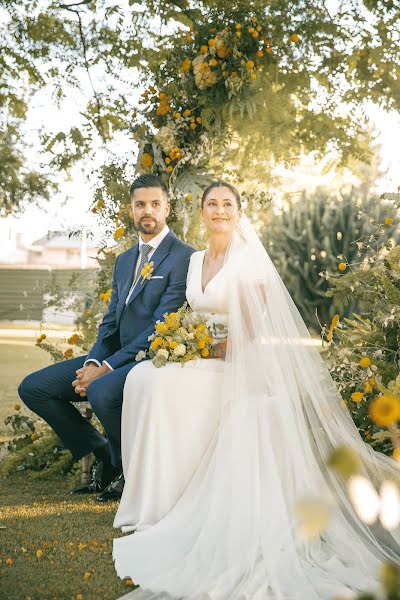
209, 339, 227, 360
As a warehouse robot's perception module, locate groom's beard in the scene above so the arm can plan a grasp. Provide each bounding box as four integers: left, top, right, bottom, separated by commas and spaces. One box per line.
135, 217, 160, 235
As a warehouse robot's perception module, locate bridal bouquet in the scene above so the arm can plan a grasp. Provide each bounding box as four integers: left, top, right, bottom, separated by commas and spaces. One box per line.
135, 303, 224, 368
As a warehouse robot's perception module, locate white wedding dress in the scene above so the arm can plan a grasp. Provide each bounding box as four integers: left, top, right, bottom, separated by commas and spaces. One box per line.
113, 217, 400, 600
114, 250, 227, 532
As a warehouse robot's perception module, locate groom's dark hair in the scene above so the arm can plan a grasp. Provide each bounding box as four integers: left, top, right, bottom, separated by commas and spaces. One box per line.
129, 174, 168, 199
201, 181, 241, 209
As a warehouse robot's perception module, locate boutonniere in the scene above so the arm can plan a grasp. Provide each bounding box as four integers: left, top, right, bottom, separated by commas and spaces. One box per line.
140, 261, 154, 284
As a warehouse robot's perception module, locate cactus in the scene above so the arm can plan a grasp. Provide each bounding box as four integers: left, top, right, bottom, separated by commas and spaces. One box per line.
265, 188, 397, 331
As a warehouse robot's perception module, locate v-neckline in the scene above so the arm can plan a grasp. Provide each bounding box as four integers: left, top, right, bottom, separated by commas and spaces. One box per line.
200, 250, 224, 294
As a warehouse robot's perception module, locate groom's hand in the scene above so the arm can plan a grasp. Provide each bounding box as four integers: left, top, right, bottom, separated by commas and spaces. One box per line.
73, 364, 111, 397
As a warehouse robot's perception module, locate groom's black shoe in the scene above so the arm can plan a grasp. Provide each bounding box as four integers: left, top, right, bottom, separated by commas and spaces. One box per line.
70, 460, 120, 495
96, 473, 124, 502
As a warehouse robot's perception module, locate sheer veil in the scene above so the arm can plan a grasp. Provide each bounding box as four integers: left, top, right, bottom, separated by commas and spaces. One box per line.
114, 214, 400, 600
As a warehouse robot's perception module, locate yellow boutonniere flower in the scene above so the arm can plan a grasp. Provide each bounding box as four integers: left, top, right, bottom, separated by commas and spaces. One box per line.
140, 261, 154, 284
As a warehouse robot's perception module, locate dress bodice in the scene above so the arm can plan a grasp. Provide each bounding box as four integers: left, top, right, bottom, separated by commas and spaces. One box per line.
186, 250, 229, 338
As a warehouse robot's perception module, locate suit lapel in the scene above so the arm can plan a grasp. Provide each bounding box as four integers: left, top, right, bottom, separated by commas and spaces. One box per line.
125, 231, 175, 308
116, 245, 139, 323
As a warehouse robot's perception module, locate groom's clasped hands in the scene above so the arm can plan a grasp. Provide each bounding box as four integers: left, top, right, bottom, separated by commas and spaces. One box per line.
72, 363, 111, 397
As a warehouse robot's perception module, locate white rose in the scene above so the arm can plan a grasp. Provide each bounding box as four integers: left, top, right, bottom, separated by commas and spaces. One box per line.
155, 126, 176, 153
173, 343, 186, 357
157, 349, 169, 359
135, 350, 146, 361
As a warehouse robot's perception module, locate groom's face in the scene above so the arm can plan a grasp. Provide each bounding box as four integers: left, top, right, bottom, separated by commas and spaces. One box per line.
130, 186, 170, 238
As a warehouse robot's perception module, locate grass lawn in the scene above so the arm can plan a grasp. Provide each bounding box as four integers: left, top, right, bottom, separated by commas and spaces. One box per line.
0, 322, 75, 441
0, 322, 132, 599
0, 474, 134, 600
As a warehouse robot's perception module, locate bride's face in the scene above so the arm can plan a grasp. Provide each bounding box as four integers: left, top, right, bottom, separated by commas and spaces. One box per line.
201, 187, 242, 235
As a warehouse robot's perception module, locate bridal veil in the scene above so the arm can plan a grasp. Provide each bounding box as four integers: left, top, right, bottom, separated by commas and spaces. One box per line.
114, 214, 400, 599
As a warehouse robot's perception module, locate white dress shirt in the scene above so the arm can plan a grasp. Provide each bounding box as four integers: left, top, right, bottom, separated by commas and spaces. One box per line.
85, 225, 170, 371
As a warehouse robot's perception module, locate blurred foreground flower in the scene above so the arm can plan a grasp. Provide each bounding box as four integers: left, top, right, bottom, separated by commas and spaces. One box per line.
329, 446, 400, 530
295, 497, 334, 540
369, 394, 400, 427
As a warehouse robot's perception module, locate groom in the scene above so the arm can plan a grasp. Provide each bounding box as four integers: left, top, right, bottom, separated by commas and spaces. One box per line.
18, 174, 195, 501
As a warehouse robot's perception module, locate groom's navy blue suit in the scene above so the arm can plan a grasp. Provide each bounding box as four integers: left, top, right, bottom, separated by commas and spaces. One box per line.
18, 230, 195, 467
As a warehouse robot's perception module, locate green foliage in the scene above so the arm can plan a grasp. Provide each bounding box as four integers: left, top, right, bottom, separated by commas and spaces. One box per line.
1, 430, 73, 479
265, 188, 398, 330
0, 406, 74, 478
324, 193, 400, 454
2, 0, 400, 213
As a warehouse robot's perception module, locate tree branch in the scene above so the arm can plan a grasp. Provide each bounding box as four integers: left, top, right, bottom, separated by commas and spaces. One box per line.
60, 3, 106, 141
59, 0, 91, 10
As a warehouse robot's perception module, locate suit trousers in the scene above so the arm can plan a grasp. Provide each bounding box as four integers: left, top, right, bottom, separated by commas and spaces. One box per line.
18, 355, 138, 468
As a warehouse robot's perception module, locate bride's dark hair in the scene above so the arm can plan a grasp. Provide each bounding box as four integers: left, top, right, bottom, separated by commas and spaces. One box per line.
201, 181, 241, 209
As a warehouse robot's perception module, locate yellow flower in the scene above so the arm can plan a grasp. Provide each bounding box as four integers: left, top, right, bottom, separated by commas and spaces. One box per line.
216, 44, 230, 59
36, 549, 43, 558
359, 356, 371, 368
208, 39, 216, 47
156, 323, 166, 333
186, 32, 192, 41
190, 123, 197, 129
369, 394, 400, 427
181, 57, 191, 73
235, 23, 241, 29
184, 109, 191, 117
64, 348, 73, 360
150, 337, 163, 350
231, 71, 238, 77
252, 31, 259, 38
159, 92, 167, 100
385, 217, 393, 225
196, 117, 202, 123
140, 153, 154, 169
76, 595, 83, 600
140, 261, 154, 282
209, 58, 218, 67
83, 571, 91, 581
67, 333, 81, 345
186, 193, 193, 201
250, 73, 257, 81
174, 112, 181, 119
31, 432, 39, 441
99, 288, 112, 303
113, 227, 125, 240
196, 323, 206, 333
167, 165, 173, 172
14, 403, 21, 411
201, 348, 209, 358
246, 60, 255, 69
393, 448, 400, 461
265, 46, 272, 53
235, 31, 241, 38
169, 340, 178, 349
200, 45, 208, 54
338, 262, 347, 271
198, 339, 206, 349
248, 27, 255, 33
290, 33, 300, 43
256, 50, 263, 57
351, 392, 364, 403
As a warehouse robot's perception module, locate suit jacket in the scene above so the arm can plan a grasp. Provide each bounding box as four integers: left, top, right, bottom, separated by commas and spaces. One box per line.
87, 230, 195, 370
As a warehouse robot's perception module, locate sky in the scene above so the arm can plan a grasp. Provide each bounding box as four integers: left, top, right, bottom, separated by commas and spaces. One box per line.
2, 0, 400, 247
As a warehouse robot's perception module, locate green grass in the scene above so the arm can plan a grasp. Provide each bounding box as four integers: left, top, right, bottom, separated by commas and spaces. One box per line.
0, 324, 133, 599
0, 474, 134, 600
0, 323, 63, 440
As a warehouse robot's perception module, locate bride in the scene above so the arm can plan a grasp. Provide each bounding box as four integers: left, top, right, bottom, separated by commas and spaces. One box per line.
113, 181, 400, 599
